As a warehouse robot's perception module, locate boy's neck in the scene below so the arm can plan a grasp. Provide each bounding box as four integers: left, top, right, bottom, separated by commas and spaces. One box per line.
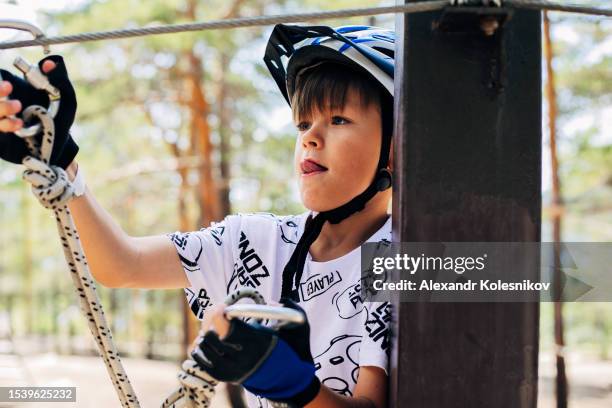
308, 193, 391, 262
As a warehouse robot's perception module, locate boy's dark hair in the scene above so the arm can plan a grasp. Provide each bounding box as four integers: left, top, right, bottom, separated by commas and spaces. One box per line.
291, 62, 390, 123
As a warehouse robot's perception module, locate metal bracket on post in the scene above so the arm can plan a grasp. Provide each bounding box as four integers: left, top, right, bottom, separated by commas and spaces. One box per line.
450, 0, 502, 5
438, 0, 512, 36
433, 0, 513, 97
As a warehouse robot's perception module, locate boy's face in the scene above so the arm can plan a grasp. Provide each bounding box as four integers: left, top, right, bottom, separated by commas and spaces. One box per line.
293, 87, 382, 212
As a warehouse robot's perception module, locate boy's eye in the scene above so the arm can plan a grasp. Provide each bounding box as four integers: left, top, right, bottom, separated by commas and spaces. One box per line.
332, 116, 350, 125
296, 122, 310, 131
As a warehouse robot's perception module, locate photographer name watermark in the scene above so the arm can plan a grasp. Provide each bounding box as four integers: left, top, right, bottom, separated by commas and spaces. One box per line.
360, 242, 612, 302
373, 278, 550, 292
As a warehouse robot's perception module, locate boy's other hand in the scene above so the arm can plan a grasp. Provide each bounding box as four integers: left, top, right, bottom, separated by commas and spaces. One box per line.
0, 61, 55, 133
41, 59, 57, 74
0, 81, 23, 132
0, 55, 79, 169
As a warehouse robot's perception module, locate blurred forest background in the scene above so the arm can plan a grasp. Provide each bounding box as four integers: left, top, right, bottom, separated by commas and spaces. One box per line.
0, 0, 610, 407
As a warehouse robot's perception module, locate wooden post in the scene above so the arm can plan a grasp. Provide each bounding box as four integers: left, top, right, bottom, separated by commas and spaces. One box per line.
391, 2, 541, 407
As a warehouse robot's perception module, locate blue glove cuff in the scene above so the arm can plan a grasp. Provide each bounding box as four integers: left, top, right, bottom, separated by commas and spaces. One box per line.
243, 337, 320, 405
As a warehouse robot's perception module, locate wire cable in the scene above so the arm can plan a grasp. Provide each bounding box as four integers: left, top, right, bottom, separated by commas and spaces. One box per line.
1, 1, 609, 52
0, 2, 448, 51
507, 0, 612, 16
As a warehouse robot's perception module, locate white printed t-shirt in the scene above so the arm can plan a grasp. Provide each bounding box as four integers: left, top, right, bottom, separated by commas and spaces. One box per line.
168, 212, 391, 407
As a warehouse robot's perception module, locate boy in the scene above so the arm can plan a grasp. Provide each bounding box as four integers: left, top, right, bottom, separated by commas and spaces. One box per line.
0, 23, 394, 408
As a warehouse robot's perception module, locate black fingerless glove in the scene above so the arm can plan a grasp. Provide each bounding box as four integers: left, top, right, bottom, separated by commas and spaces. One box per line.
192, 319, 278, 383
0, 55, 78, 169
191, 300, 320, 407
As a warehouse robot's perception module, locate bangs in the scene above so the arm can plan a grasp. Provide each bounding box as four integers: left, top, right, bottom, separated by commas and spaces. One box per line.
291, 62, 383, 121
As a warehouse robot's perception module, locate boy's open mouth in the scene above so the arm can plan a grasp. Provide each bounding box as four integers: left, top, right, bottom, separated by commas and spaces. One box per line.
301, 159, 328, 175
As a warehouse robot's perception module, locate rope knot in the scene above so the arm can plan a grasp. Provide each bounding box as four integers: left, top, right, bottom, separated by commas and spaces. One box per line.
22, 156, 75, 210
162, 359, 218, 408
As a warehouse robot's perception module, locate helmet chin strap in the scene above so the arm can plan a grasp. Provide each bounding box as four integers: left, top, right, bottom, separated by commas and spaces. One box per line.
281, 93, 393, 301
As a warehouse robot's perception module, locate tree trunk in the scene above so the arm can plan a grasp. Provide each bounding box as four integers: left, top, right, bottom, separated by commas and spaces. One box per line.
187, 50, 222, 227
168, 138, 198, 355
217, 51, 232, 216
544, 11, 568, 408
178, 0, 223, 356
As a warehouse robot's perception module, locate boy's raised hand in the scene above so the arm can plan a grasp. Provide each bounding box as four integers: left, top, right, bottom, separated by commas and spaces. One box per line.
0, 55, 79, 169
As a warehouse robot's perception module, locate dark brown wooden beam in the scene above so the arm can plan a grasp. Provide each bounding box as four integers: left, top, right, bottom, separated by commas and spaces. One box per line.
391, 2, 541, 407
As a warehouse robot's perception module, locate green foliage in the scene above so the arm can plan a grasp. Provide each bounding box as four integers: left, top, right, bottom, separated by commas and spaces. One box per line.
0, 0, 609, 361
0, 0, 388, 356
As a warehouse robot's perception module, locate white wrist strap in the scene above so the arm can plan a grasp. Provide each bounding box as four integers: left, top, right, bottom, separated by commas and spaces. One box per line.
71, 164, 86, 197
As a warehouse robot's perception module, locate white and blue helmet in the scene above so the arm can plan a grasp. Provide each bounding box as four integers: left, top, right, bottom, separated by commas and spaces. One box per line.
264, 24, 395, 106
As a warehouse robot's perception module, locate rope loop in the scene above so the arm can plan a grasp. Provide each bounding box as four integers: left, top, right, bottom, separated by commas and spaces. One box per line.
19, 96, 76, 211
223, 287, 266, 306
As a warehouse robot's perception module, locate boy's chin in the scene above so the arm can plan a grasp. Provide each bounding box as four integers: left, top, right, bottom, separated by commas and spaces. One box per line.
301, 195, 352, 213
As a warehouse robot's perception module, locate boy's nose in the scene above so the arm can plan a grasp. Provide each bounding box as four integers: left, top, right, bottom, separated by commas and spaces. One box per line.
302, 137, 320, 149
301, 126, 324, 149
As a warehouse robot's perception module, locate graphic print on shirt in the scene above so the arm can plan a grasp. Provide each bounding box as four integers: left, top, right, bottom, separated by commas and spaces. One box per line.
227, 231, 270, 292
168, 232, 203, 273
332, 281, 365, 319
365, 302, 391, 354
252, 212, 299, 245
279, 218, 299, 244
299, 270, 342, 301
207, 224, 225, 246
184, 287, 211, 320
313, 334, 362, 397
245, 212, 301, 245
362, 265, 388, 301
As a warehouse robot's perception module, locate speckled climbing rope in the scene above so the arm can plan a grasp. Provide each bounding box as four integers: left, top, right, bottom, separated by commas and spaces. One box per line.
20, 93, 140, 407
